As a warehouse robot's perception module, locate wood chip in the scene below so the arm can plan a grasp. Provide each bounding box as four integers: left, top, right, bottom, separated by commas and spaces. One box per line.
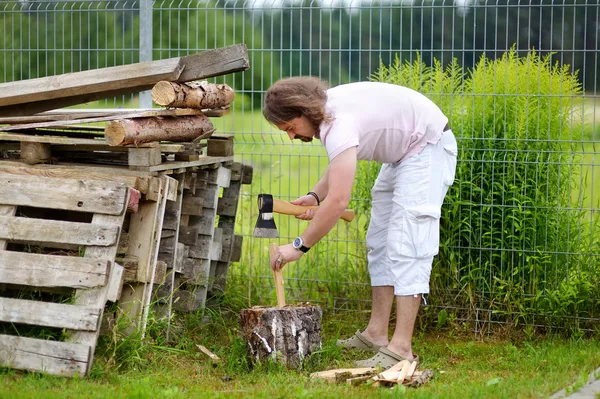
196, 344, 221, 363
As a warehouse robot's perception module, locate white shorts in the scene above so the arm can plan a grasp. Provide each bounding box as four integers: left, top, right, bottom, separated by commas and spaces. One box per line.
366, 130, 457, 296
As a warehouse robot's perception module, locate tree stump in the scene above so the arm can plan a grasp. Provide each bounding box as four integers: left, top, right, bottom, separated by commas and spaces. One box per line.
239, 305, 322, 369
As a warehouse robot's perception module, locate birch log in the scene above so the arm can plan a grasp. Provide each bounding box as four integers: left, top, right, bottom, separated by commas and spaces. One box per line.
152, 81, 235, 109
239, 305, 322, 369
104, 115, 215, 146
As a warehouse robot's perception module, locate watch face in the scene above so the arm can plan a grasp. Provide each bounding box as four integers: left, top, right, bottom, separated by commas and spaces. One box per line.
293, 237, 302, 249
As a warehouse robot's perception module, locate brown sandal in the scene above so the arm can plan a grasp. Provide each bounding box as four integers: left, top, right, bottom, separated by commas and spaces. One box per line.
354, 347, 420, 369
336, 330, 382, 353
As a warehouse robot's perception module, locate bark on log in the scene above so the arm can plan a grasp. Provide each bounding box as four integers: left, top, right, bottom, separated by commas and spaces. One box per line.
239, 305, 322, 369
104, 115, 215, 146
152, 81, 235, 109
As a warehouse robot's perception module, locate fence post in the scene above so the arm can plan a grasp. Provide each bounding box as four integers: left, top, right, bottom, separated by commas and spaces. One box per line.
139, 0, 153, 108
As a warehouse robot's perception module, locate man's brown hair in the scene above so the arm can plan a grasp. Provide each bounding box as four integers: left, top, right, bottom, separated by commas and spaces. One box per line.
263, 76, 331, 131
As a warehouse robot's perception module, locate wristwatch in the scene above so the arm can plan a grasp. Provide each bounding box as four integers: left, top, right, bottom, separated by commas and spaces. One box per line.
292, 237, 311, 253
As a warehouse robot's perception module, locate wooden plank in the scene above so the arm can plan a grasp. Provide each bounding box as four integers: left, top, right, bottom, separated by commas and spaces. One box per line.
0, 297, 101, 331
0, 58, 184, 107
120, 177, 169, 335
0, 107, 228, 124
51, 143, 186, 153
177, 44, 249, 82
0, 133, 106, 145
0, 161, 150, 192
147, 156, 233, 172
0, 250, 109, 288
0, 174, 128, 215
0, 217, 119, 247
106, 262, 124, 302
0, 334, 90, 377
0, 44, 249, 116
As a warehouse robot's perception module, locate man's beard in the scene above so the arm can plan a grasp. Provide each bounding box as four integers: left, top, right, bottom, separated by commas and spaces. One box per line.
296, 136, 313, 143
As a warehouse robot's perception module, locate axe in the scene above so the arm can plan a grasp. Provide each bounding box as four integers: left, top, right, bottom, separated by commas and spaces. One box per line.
253, 194, 356, 238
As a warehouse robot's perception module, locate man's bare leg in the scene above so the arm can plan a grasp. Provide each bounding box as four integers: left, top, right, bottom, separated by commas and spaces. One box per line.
386, 294, 421, 360
360, 286, 395, 346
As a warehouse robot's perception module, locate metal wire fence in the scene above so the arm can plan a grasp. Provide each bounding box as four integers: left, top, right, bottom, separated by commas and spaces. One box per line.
1, 0, 598, 332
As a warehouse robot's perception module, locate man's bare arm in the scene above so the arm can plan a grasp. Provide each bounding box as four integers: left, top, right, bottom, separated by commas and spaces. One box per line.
301, 146, 357, 247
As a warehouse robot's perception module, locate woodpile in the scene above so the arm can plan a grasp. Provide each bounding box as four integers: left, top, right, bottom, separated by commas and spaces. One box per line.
0, 44, 252, 376
310, 360, 434, 388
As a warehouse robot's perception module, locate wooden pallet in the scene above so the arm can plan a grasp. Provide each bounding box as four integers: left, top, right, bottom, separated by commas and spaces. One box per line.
156, 161, 252, 313
0, 173, 131, 376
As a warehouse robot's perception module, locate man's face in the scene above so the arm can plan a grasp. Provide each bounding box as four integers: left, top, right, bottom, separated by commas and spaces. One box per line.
276, 116, 315, 142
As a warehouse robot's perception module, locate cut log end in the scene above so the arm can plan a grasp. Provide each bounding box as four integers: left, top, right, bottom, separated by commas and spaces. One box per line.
151, 81, 177, 107
105, 121, 127, 146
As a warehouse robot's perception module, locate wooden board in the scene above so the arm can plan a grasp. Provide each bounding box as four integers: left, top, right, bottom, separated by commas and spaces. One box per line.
0, 44, 249, 116
0, 58, 183, 107
0, 297, 101, 331
0, 250, 109, 288
148, 155, 233, 172
0, 334, 90, 377
0, 216, 119, 247
0, 107, 228, 125
0, 133, 106, 145
0, 161, 150, 193
0, 174, 128, 215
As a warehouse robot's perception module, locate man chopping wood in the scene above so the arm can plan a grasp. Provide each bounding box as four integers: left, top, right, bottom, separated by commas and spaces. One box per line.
263, 77, 457, 369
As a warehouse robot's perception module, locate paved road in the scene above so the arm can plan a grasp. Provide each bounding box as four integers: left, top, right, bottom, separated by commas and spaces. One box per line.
549, 367, 600, 399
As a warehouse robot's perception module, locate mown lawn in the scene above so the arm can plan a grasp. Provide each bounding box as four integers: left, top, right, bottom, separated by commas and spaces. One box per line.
1, 309, 599, 399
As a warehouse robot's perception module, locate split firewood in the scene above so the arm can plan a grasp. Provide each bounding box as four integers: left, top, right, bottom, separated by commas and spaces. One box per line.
310, 367, 376, 383
104, 115, 215, 146
406, 369, 434, 387
152, 81, 235, 109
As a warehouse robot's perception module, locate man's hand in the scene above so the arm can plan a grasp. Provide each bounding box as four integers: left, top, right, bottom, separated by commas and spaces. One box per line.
270, 243, 304, 271
290, 195, 318, 220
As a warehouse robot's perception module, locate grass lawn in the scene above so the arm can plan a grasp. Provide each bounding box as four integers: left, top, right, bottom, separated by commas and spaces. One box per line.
1, 309, 599, 399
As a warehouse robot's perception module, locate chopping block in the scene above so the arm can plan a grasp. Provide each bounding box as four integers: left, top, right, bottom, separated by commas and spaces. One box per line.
239, 304, 323, 369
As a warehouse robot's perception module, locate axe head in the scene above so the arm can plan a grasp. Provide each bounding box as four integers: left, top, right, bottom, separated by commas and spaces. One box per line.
253, 194, 279, 238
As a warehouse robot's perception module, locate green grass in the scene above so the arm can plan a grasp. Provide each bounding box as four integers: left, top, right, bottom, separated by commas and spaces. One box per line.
1, 309, 599, 399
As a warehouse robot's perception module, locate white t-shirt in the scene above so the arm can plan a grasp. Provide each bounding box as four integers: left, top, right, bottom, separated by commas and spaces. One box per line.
318, 82, 448, 163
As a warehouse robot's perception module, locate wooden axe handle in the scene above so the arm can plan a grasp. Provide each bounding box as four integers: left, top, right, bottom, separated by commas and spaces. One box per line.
272, 199, 355, 222
269, 243, 286, 307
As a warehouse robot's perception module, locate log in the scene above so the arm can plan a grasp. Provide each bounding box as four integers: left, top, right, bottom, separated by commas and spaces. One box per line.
152, 81, 235, 109
239, 305, 322, 369
104, 115, 215, 146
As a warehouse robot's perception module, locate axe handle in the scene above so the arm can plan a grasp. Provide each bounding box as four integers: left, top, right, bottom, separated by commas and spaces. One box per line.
272, 199, 355, 222
269, 243, 286, 307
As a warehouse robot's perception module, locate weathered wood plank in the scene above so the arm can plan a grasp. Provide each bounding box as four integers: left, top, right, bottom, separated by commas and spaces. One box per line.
0, 133, 106, 145
0, 58, 184, 107
0, 107, 228, 124
0, 334, 90, 376
0, 297, 101, 331
0, 174, 128, 215
0, 217, 119, 247
0, 44, 249, 116
0, 250, 109, 288
146, 156, 233, 172
0, 161, 150, 192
